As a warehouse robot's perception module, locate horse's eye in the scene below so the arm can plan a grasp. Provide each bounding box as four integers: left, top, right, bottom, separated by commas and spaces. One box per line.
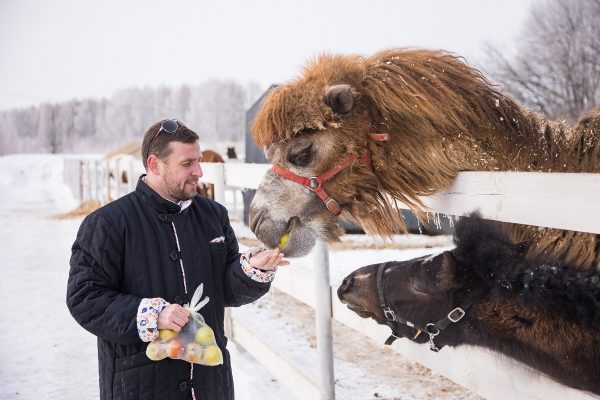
289, 145, 313, 167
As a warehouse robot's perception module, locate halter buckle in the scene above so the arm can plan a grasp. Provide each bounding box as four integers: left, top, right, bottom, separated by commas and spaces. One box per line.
383, 307, 396, 322
324, 198, 340, 214
307, 177, 320, 191
447, 307, 466, 323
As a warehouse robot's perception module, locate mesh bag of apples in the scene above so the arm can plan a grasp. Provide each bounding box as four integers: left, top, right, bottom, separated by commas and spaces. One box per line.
146, 284, 223, 366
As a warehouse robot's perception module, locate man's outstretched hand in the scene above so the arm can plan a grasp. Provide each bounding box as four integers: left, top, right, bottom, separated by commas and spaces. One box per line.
249, 249, 290, 271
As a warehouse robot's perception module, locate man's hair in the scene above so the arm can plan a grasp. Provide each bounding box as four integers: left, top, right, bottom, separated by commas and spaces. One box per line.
141, 119, 200, 169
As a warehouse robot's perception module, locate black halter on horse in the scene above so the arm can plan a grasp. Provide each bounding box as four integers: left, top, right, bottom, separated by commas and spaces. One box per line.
376, 261, 474, 352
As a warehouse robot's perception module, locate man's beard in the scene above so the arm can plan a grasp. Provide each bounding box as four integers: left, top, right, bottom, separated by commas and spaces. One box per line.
166, 179, 198, 201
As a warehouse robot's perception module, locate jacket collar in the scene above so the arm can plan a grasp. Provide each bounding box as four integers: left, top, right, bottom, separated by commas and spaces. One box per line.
136, 175, 188, 214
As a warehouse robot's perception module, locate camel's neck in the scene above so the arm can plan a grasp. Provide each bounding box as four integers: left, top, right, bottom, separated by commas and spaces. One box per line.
486, 111, 575, 172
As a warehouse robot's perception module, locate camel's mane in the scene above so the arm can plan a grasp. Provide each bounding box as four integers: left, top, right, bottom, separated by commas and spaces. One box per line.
253, 49, 598, 201
252, 48, 600, 268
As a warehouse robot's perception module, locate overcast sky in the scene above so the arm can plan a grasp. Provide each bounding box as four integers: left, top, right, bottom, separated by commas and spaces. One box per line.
0, 0, 537, 111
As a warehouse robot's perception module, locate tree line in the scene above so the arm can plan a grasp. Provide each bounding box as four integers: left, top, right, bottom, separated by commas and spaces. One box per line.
0, 79, 261, 155
484, 0, 599, 123
1, 0, 598, 156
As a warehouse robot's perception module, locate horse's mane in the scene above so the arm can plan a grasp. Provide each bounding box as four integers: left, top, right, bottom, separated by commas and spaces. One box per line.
453, 215, 600, 330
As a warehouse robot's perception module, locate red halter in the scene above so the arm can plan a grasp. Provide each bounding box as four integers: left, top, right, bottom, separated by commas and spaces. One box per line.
270, 133, 389, 216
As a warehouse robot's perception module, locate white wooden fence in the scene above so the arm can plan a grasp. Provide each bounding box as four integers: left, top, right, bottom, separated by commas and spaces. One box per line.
64, 157, 600, 400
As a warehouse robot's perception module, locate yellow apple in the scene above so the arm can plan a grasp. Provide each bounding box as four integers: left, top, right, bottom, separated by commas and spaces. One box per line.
146, 341, 167, 361
278, 234, 290, 249
202, 345, 223, 365
194, 326, 215, 345
159, 329, 178, 341
184, 342, 203, 363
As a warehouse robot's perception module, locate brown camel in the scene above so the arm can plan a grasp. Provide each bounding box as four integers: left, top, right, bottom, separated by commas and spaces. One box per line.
248, 48, 600, 267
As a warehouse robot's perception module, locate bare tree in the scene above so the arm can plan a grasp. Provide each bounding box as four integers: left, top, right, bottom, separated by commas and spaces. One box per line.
484, 0, 600, 122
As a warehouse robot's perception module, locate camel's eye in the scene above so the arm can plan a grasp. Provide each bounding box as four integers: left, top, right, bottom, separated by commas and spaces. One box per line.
289, 144, 313, 167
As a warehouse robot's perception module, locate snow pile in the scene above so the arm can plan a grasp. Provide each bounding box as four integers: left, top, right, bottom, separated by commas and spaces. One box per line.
0, 154, 78, 214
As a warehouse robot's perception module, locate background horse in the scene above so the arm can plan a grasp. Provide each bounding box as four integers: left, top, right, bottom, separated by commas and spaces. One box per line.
248, 48, 600, 267
337, 214, 600, 395
197, 149, 224, 199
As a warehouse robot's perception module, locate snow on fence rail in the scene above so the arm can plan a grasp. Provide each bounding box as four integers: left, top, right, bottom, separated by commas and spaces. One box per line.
64, 157, 600, 400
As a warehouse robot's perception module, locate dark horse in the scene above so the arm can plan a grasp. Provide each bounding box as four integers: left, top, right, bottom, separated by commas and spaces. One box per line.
338, 215, 600, 395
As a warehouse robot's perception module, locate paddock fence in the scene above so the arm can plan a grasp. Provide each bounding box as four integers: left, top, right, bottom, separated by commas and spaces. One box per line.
63, 157, 600, 400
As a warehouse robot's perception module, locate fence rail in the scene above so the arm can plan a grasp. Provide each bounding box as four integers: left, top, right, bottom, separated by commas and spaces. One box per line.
64, 157, 600, 400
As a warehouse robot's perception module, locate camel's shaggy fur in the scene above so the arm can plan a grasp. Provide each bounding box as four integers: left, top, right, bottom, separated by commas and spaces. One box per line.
252, 49, 600, 268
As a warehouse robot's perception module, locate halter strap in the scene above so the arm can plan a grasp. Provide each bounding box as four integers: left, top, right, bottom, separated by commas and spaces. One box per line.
376, 262, 474, 351
270, 132, 387, 216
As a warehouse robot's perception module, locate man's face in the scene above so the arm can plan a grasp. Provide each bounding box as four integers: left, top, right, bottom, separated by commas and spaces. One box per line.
158, 141, 203, 201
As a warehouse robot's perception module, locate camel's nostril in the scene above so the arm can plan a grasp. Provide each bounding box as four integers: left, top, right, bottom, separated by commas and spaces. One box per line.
249, 208, 264, 233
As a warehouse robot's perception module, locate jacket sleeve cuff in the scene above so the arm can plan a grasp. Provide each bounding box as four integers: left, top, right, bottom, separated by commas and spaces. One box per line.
137, 298, 168, 342
240, 245, 277, 283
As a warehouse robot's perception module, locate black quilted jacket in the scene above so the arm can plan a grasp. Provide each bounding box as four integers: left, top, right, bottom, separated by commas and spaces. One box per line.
66, 176, 271, 400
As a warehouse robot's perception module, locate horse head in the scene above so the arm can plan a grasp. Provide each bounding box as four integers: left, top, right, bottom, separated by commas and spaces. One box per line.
339, 251, 479, 349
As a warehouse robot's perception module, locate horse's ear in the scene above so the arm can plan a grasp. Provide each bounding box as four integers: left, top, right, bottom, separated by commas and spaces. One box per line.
324, 84, 360, 115
436, 252, 459, 290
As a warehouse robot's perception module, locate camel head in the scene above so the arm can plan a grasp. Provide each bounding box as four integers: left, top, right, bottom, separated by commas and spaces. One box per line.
249, 49, 549, 256
249, 81, 380, 256
249, 52, 402, 256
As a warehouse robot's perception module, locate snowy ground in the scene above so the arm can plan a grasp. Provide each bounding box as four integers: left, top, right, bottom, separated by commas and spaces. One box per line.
0, 154, 479, 400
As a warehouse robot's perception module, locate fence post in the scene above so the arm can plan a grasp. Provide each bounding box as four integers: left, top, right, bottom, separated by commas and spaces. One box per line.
105, 159, 111, 204
211, 164, 226, 204
314, 240, 336, 399
94, 160, 102, 202
78, 160, 84, 203
85, 161, 92, 202
211, 164, 234, 338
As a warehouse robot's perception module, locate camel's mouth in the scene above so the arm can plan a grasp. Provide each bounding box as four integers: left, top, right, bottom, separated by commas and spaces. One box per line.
277, 216, 301, 251
249, 210, 317, 257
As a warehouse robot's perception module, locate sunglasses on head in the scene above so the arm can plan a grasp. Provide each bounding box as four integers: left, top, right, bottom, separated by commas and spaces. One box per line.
146, 119, 180, 159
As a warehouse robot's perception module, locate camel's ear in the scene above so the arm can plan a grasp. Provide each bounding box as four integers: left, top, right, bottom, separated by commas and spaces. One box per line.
324, 84, 360, 115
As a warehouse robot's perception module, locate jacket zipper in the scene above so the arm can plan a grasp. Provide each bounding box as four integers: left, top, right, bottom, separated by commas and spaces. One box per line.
170, 221, 188, 294
171, 220, 197, 400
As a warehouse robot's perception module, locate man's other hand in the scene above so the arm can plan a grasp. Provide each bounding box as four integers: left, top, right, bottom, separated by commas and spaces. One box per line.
157, 304, 191, 332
